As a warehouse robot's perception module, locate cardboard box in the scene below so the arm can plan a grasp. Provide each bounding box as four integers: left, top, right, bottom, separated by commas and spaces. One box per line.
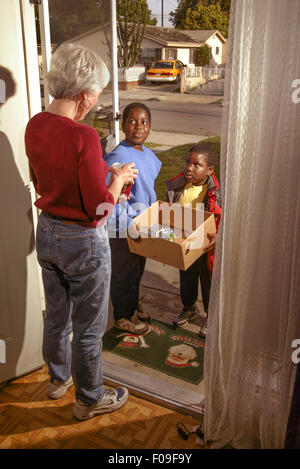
127, 201, 216, 271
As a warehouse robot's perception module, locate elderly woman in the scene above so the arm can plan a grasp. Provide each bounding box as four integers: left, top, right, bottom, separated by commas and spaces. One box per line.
25, 43, 137, 421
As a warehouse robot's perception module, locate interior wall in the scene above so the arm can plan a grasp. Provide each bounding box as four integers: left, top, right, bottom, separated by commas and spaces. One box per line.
0, 0, 44, 383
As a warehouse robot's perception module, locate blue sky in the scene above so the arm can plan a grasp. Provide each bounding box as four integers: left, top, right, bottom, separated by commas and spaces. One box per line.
147, 0, 178, 28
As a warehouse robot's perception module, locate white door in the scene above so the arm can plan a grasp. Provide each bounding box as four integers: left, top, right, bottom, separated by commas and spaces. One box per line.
0, 0, 44, 383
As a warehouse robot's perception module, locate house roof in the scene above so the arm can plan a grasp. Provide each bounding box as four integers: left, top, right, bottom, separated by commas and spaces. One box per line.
182, 29, 226, 43
143, 25, 198, 46
143, 25, 226, 47
68, 23, 226, 48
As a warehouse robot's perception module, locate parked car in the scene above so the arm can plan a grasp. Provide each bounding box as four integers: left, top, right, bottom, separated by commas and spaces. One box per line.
145, 60, 186, 84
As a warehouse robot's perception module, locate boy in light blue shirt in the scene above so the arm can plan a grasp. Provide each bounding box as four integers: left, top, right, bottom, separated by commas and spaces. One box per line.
105, 102, 161, 335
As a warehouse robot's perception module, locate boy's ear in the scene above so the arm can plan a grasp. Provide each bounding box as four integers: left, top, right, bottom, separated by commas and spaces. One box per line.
207, 165, 214, 176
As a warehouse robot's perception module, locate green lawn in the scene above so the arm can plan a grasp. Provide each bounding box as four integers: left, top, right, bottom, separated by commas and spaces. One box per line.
154, 136, 221, 201
144, 142, 165, 149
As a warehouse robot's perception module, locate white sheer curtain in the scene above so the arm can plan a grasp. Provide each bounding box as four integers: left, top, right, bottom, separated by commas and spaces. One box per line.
204, 0, 300, 449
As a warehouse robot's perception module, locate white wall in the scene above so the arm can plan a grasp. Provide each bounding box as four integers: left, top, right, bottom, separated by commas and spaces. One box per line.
206, 34, 224, 65
176, 48, 190, 65
0, 0, 44, 383
142, 37, 161, 49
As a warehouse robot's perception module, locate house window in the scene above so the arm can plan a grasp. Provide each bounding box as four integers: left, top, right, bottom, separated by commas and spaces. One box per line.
155, 49, 162, 61
138, 48, 157, 67
216, 47, 220, 55
165, 48, 177, 60
190, 49, 197, 64
141, 48, 156, 60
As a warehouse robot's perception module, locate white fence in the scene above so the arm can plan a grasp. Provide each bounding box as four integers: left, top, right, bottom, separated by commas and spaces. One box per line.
118, 66, 146, 83
180, 66, 225, 94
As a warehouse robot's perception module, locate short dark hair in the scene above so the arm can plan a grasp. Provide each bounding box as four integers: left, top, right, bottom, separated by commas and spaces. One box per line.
122, 102, 151, 124
189, 142, 218, 167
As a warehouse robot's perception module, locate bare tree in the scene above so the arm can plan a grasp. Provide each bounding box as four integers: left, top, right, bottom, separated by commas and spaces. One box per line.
117, 0, 149, 68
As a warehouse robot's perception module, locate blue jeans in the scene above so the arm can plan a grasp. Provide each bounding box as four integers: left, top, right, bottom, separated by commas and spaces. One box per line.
180, 253, 211, 314
109, 238, 146, 321
36, 212, 111, 405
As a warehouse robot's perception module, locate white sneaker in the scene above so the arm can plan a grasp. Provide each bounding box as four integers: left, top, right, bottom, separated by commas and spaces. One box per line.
114, 311, 150, 334
173, 306, 197, 327
198, 318, 208, 338
73, 386, 129, 421
47, 376, 73, 399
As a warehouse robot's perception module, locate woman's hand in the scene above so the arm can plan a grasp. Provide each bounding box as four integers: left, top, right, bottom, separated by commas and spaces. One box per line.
108, 163, 138, 205
109, 163, 138, 186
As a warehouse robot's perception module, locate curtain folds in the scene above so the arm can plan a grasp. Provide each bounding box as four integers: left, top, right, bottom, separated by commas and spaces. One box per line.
204, 0, 300, 449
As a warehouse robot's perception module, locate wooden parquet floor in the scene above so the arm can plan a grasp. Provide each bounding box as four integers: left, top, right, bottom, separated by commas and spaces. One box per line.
0, 366, 204, 449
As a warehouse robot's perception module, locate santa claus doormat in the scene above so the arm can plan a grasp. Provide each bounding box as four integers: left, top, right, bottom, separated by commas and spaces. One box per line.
102, 320, 205, 385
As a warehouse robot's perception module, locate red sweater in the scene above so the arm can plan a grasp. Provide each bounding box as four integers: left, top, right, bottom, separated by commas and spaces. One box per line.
25, 112, 114, 228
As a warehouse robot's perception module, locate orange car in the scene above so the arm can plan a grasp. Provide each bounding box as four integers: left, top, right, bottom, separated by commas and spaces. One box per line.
145, 60, 186, 84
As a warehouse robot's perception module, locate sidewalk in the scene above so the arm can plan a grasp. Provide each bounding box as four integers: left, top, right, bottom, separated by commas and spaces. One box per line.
119, 128, 203, 153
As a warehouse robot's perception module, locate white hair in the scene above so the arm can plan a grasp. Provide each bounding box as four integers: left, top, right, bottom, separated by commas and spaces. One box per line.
46, 42, 110, 99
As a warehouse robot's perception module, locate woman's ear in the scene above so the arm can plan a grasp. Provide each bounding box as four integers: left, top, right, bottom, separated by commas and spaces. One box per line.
79, 90, 88, 100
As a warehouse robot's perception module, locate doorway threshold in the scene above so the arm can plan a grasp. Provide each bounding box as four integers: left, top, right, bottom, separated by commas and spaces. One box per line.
103, 259, 206, 418
103, 354, 204, 418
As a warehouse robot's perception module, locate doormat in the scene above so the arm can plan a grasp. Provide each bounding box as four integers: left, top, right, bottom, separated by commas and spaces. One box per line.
102, 319, 205, 385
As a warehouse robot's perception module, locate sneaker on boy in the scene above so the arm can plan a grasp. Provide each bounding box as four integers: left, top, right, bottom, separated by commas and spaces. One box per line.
136, 300, 152, 323
114, 311, 150, 334
73, 386, 129, 421
198, 317, 208, 338
47, 376, 73, 399
173, 305, 197, 327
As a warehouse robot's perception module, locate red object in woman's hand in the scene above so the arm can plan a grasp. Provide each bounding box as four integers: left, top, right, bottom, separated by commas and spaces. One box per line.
122, 184, 132, 199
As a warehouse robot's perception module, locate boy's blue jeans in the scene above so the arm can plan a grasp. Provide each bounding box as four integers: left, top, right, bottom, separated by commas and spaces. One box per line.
180, 253, 211, 314
109, 237, 146, 321
36, 212, 111, 405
